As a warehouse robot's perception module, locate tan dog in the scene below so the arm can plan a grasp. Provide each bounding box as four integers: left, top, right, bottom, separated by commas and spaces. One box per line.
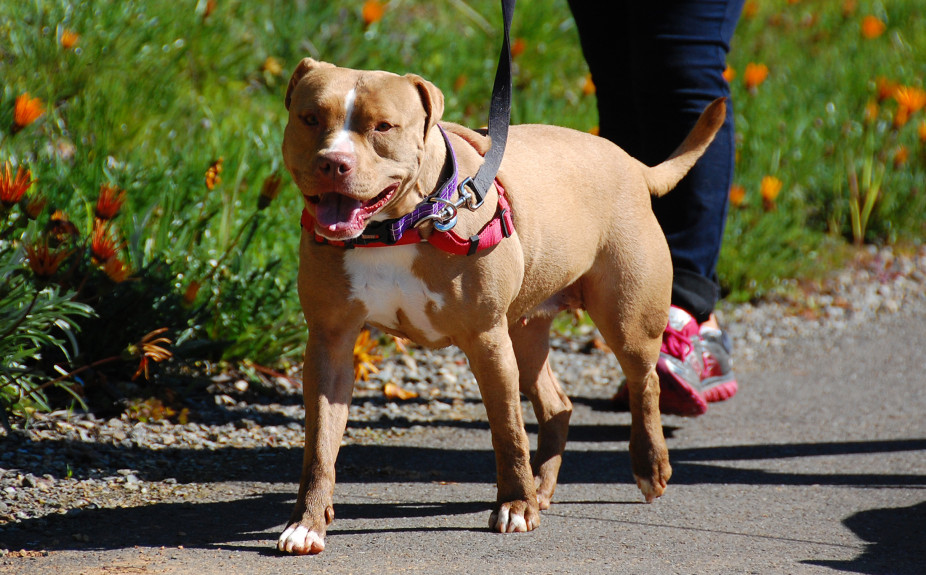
278, 58, 725, 555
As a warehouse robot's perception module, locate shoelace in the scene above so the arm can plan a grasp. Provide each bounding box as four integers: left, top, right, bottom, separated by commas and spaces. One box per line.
662, 323, 694, 358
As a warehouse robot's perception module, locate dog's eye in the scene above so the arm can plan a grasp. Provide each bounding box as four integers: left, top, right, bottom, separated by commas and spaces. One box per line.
374, 122, 394, 133
301, 113, 319, 127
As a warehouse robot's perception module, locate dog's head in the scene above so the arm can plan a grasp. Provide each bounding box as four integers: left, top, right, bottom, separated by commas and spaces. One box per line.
282, 59, 445, 241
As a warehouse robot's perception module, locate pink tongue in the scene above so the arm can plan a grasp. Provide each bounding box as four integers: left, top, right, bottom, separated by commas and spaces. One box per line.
315, 194, 364, 231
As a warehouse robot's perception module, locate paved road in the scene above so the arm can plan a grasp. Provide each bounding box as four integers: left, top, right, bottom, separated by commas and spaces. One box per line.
3, 302, 924, 574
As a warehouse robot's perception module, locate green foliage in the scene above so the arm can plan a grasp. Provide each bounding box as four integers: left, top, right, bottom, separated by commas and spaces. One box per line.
0, 0, 924, 423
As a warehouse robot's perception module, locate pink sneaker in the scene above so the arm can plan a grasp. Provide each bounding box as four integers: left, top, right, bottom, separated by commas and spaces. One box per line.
614, 306, 737, 416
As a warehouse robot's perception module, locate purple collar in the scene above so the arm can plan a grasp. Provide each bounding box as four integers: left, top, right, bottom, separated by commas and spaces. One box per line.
347, 126, 459, 246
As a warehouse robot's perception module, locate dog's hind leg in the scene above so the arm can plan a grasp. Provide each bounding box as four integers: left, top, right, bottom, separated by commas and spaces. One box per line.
582, 265, 672, 503
510, 315, 573, 510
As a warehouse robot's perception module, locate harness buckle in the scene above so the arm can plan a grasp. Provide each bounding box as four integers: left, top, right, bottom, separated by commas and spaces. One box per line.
413, 197, 459, 231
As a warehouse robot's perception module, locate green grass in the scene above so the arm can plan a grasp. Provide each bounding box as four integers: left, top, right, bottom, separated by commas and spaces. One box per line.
1, 0, 925, 405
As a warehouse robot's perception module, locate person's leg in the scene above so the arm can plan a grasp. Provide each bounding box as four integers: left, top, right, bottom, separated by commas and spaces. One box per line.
569, 0, 744, 414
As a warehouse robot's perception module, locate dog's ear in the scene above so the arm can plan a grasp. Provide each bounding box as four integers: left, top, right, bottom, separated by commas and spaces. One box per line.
405, 74, 445, 139
285, 58, 334, 110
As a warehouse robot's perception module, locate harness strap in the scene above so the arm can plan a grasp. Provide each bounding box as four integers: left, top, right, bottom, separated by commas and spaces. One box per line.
301, 182, 513, 256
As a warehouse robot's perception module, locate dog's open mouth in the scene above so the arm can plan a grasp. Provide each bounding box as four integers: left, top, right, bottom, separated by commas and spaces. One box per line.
307, 184, 397, 239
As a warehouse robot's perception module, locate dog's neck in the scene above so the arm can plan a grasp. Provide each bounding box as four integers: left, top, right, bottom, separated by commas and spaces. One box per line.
381, 125, 451, 219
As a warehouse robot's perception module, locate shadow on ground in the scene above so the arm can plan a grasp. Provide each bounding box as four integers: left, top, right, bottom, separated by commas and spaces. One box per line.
804, 501, 926, 575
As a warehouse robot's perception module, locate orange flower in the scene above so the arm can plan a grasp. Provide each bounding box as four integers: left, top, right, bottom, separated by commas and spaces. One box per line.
894, 106, 910, 129
893, 86, 926, 114
24, 239, 71, 280
760, 176, 782, 211
362, 0, 386, 26
842, 0, 858, 18
582, 74, 596, 96
13, 93, 45, 133
91, 224, 120, 263
202, 0, 216, 22
60, 29, 79, 49
589, 126, 600, 136
875, 77, 897, 102
0, 161, 32, 208
95, 183, 127, 220
863, 99, 879, 124
729, 184, 746, 207
102, 256, 130, 283
918, 120, 926, 143
743, 63, 769, 91
205, 158, 223, 190
262, 56, 283, 77
860, 15, 885, 39
511, 37, 527, 59
722, 65, 736, 83
893, 146, 909, 168
742, 1, 758, 19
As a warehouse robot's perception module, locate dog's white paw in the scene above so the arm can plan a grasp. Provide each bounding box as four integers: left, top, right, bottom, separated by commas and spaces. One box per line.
278, 524, 326, 555
488, 507, 536, 533
634, 474, 666, 503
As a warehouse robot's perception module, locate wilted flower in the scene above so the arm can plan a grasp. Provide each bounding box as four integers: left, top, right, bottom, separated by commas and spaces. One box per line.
95, 183, 127, 220
860, 15, 886, 39
47, 210, 80, 245
383, 382, 418, 401
258, 172, 283, 210
60, 29, 79, 49
13, 93, 45, 133
24, 239, 71, 280
0, 161, 32, 208
130, 328, 173, 381
353, 329, 382, 382
362, 0, 386, 26
205, 157, 223, 190
24, 193, 47, 220
760, 176, 783, 211
91, 223, 120, 263
729, 184, 746, 207
183, 280, 202, 305
743, 63, 769, 91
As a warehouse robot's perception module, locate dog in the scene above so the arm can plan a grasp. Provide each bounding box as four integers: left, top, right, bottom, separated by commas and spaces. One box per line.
277, 58, 725, 555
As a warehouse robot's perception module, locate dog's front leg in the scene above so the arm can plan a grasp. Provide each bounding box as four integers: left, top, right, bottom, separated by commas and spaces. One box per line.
459, 325, 540, 533
278, 329, 357, 555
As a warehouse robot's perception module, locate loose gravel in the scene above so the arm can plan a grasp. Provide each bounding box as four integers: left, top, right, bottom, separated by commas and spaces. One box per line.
2, 244, 924, 555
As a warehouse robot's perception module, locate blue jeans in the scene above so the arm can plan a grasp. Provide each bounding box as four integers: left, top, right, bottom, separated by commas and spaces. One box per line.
568, 0, 744, 323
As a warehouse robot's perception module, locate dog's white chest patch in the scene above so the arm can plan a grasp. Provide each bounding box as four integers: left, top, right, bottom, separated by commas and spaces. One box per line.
344, 245, 445, 341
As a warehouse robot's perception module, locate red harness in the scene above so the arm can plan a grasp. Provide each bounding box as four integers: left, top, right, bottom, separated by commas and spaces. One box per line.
300, 181, 514, 256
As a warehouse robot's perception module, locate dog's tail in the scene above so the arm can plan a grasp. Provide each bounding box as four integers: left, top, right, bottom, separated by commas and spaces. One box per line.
644, 98, 727, 198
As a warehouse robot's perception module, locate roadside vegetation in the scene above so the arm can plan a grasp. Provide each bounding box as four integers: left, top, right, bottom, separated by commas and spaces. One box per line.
1, 0, 923, 426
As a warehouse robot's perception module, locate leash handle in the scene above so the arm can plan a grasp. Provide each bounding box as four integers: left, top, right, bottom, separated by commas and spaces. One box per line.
466, 0, 515, 208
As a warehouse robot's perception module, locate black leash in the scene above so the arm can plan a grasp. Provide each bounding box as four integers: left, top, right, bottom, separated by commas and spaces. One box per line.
461, 0, 515, 209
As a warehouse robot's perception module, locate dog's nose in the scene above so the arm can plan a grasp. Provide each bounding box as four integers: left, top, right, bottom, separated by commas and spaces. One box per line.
318, 152, 355, 181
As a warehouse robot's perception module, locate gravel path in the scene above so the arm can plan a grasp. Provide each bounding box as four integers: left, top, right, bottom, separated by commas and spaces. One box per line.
1, 244, 924, 563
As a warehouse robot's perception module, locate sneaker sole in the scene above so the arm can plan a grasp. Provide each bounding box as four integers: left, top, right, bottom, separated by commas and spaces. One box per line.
656, 357, 708, 416
701, 376, 738, 403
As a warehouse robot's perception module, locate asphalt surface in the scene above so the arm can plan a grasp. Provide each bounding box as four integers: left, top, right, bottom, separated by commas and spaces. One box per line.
2, 301, 924, 575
